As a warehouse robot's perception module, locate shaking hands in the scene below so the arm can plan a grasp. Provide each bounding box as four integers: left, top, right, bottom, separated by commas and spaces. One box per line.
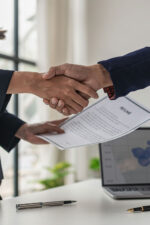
7, 69, 98, 115
7, 63, 112, 116
42, 63, 113, 115
6, 63, 112, 145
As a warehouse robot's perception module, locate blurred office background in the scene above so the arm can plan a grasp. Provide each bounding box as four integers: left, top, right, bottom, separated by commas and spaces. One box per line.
0, 0, 150, 197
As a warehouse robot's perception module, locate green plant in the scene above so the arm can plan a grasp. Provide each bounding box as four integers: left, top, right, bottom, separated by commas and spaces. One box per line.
89, 157, 100, 171
38, 161, 72, 189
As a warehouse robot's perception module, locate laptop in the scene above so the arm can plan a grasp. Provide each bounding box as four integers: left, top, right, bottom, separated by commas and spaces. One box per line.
99, 128, 150, 199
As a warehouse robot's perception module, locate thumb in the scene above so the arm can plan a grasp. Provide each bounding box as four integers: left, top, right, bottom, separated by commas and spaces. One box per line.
43, 65, 65, 80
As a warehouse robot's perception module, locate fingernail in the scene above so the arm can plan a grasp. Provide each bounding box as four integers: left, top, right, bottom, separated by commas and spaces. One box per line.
58, 101, 62, 107
62, 109, 67, 114
42, 73, 47, 78
44, 100, 49, 105
51, 98, 57, 105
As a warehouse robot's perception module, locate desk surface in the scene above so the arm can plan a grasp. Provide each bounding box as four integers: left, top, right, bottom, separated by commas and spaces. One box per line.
1, 179, 150, 225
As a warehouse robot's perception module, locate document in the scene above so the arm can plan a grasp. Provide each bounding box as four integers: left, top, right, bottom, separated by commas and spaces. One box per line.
39, 97, 150, 150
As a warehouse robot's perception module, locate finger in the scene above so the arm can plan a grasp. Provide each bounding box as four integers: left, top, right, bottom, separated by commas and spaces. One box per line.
49, 101, 57, 109
55, 100, 67, 114
33, 123, 64, 135
43, 99, 50, 105
57, 100, 65, 110
65, 98, 83, 113
48, 99, 65, 112
66, 106, 77, 115
51, 97, 59, 105
51, 118, 68, 126
56, 103, 76, 115
49, 97, 59, 109
42, 67, 56, 79
55, 106, 66, 114
61, 106, 77, 115
62, 108, 70, 116
43, 65, 65, 79
36, 139, 49, 144
43, 123, 65, 134
78, 92, 89, 100
30, 136, 49, 144
53, 106, 70, 116
70, 91, 89, 108
74, 81, 98, 99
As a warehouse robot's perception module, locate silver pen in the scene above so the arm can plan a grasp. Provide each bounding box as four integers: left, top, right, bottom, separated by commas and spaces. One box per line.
16, 200, 77, 211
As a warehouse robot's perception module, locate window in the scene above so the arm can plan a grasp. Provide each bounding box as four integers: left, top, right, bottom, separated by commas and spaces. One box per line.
0, 0, 38, 197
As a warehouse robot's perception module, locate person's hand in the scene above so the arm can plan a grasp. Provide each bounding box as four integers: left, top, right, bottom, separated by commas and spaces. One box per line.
42, 63, 113, 115
7, 72, 98, 114
33, 75, 98, 114
43, 63, 112, 91
15, 118, 66, 145
43, 98, 69, 115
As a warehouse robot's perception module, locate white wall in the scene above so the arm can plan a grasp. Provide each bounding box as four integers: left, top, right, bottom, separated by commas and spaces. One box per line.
85, 0, 150, 126
87, 0, 150, 61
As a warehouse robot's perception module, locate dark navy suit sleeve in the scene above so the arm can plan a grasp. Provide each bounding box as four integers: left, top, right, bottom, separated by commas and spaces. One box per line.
0, 69, 14, 112
99, 47, 150, 98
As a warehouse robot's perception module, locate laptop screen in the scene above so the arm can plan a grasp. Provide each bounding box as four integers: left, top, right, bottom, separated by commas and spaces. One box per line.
100, 128, 150, 186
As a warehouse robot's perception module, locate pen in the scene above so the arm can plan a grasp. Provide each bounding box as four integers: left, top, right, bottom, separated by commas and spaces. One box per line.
16, 200, 77, 211
127, 205, 150, 213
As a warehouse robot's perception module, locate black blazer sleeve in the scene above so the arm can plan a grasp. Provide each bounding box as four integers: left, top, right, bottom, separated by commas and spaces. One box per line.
0, 69, 25, 151
0, 69, 14, 112
99, 47, 150, 98
0, 111, 25, 151
0, 69, 25, 181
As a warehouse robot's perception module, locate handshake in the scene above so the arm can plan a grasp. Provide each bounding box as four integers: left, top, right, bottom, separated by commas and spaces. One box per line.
8, 63, 112, 116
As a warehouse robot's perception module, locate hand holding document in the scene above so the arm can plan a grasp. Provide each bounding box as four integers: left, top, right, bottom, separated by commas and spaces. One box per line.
39, 97, 150, 150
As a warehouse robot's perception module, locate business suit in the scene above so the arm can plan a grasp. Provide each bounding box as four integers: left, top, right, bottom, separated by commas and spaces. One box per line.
100, 47, 150, 99
0, 70, 24, 182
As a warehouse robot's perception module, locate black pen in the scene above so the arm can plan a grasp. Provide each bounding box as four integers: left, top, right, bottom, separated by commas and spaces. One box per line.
16, 200, 77, 211
127, 205, 150, 213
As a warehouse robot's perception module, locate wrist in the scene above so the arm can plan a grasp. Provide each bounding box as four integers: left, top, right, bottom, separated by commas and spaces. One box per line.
99, 64, 113, 87
15, 123, 28, 140
90, 64, 113, 90
30, 73, 53, 99
29, 72, 44, 95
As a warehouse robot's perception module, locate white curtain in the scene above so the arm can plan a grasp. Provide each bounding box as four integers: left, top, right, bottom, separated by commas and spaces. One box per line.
36, 0, 99, 182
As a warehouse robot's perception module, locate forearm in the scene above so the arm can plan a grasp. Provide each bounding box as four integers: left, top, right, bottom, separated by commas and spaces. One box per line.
6, 71, 56, 100
7, 71, 42, 94
99, 47, 150, 98
97, 64, 113, 88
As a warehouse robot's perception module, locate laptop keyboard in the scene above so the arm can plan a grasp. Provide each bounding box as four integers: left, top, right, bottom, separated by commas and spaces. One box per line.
110, 186, 150, 192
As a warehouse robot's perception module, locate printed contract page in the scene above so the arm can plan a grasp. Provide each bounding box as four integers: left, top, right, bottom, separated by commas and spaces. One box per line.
39, 97, 150, 149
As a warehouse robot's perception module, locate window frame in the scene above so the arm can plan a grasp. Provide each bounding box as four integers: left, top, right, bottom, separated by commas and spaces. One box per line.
0, 0, 36, 196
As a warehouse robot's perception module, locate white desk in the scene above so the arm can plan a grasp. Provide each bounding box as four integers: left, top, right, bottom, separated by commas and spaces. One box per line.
1, 179, 150, 225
